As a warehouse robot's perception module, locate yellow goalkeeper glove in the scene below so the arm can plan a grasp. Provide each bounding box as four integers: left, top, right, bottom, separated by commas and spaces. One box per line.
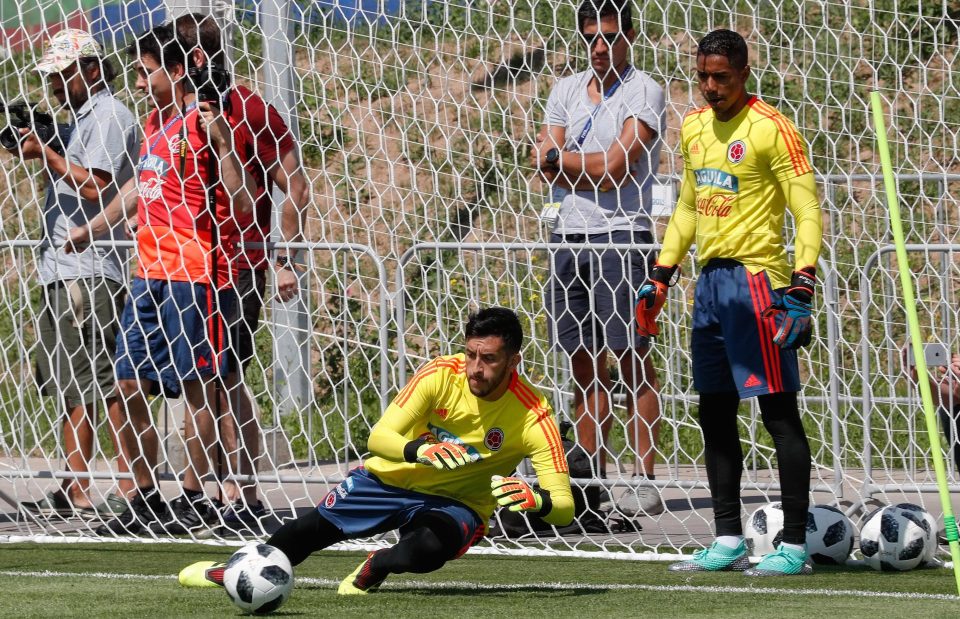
416, 442, 472, 470
490, 475, 543, 512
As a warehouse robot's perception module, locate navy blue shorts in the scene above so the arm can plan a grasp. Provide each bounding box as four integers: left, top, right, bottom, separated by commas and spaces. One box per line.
691, 260, 800, 398
546, 229, 655, 352
114, 277, 233, 397
318, 468, 484, 556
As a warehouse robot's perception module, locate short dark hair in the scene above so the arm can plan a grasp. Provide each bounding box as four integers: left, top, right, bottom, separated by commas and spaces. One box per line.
126, 24, 185, 70
465, 307, 523, 354
577, 0, 634, 33
697, 29, 749, 70
174, 12, 226, 66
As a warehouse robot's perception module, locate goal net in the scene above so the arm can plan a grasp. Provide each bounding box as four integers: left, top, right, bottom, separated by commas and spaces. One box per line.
0, 0, 958, 562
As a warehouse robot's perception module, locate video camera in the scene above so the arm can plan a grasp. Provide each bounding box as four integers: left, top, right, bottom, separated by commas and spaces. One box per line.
187, 62, 231, 106
0, 101, 63, 156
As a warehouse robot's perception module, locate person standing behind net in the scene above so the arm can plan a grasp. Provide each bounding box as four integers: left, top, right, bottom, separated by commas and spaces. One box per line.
172, 12, 310, 529
17, 29, 139, 518
178, 307, 573, 594
637, 29, 823, 576
530, 0, 666, 516
68, 24, 258, 535
907, 350, 960, 472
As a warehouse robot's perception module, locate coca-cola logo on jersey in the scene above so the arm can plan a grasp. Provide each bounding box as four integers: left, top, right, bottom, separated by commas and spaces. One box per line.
696, 193, 735, 218
138, 177, 164, 201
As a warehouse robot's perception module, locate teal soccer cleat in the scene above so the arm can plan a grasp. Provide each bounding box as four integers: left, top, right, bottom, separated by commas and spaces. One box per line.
744, 544, 813, 576
668, 540, 751, 572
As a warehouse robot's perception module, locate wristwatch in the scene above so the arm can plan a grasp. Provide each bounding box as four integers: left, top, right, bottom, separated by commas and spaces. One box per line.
275, 255, 294, 271
545, 147, 560, 167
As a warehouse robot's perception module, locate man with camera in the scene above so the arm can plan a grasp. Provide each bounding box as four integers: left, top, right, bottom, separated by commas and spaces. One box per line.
17, 29, 140, 517
69, 23, 258, 535
170, 12, 310, 529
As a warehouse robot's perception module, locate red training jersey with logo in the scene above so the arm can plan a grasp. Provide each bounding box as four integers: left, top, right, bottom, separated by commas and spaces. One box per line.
135, 104, 253, 288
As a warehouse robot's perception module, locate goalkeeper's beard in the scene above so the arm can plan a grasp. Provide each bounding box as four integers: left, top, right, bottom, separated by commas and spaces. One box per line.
468, 366, 510, 399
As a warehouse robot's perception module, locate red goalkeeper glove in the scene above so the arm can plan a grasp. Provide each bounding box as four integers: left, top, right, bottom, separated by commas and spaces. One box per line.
416, 442, 473, 470
491, 475, 544, 512
635, 263, 679, 338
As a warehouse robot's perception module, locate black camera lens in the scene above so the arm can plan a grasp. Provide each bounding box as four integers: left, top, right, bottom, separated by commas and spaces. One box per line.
0, 127, 20, 151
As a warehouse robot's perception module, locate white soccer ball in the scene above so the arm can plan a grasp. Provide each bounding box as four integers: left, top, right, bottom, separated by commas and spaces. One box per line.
859, 504, 931, 571
223, 543, 294, 614
745, 502, 784, 556
806, 504, 856, 565
893, 503, 939, 564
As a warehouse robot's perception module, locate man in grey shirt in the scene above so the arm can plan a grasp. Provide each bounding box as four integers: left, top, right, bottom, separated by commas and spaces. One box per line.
18, 29, 140, 517
531, 0, 666, 517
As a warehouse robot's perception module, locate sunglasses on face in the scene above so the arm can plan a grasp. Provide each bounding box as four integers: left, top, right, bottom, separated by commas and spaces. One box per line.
581, 31, 624, 48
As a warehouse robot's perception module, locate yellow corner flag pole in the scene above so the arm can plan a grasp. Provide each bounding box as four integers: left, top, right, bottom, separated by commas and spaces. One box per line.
871, 91, 960, 593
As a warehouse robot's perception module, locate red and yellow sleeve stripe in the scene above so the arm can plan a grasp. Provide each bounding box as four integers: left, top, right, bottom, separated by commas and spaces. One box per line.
508, 376, 568, 474
394, 356, 464, 407
751, 98, 813, 177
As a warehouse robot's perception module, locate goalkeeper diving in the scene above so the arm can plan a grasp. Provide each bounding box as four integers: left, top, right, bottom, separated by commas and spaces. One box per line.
179, 307, 573, 593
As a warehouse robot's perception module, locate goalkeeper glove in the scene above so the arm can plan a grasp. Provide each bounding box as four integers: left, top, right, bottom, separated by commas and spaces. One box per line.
415, 441, 472, 470
635, 263, 679, 338
491, 475, 546, 513
762, 267, 816, 350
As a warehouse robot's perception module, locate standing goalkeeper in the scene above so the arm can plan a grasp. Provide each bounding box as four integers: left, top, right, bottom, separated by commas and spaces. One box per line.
635, 30, 822, 576
179, 307, 573, 593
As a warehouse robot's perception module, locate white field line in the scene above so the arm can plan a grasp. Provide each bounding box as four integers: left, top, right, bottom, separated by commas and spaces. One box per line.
2, 536, 954, 570
0, 569, 957, 601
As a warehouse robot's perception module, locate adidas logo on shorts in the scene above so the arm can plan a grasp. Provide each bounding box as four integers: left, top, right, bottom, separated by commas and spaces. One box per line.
743, 374, 762, 388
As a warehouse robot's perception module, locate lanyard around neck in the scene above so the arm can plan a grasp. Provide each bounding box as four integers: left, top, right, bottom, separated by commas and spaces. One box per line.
146, 101, 198, 157
574, 65, 633, 149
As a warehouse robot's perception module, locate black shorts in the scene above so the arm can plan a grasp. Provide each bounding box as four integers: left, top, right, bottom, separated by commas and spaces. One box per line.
222, 269, 267, 373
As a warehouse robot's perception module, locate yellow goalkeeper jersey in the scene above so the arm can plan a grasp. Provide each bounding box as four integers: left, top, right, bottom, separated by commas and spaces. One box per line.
660, 96, 821, 288
365, 354, 571, 523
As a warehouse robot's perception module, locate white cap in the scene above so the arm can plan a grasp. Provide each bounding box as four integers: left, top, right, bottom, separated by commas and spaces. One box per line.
36, 29, 103, 74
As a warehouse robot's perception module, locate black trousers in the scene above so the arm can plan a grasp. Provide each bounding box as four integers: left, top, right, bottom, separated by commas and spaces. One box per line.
698, 391, 811, 545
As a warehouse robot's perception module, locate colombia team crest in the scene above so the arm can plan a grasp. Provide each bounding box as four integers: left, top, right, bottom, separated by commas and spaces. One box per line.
484, 427, 505, 451
727, 140, 746, 164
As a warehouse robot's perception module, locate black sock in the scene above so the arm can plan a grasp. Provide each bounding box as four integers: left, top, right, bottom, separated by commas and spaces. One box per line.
184, 488, 204, 502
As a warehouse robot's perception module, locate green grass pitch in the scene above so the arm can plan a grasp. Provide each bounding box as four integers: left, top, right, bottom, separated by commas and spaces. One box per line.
0, 543, 958, 618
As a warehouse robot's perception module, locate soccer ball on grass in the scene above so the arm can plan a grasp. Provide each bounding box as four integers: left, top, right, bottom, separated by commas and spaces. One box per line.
223, 543, 294, 614
745, 502, 784, 556
893, 503, 940, 564
745, 502, 855, 565
806, 504, 856, 565
859, 504, 933, 571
